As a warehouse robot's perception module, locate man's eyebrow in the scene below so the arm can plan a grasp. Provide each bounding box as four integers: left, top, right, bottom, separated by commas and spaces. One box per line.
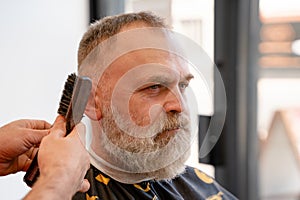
183, 74, 194, 81
143, 75, 173, 85
144, 73, 194, 84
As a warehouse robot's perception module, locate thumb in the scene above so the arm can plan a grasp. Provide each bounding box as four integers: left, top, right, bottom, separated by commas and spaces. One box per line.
69, 123, 86, 146
78, 179, 90, 193
50, 115, 66, 137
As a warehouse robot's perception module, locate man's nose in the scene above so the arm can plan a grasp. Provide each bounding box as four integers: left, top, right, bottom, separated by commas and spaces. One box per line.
163, 90, 183, 114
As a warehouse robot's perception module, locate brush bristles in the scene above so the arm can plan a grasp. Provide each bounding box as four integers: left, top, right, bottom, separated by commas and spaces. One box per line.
57, 73, 77, 116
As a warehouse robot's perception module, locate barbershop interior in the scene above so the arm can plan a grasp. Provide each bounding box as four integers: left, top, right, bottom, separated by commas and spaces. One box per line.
0, 0, 300, 199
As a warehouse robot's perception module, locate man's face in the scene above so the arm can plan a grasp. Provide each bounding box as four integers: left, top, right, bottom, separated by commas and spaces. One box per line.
98, 49, 193, 152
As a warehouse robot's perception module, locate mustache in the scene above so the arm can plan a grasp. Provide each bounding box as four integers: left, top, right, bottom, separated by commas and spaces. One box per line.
157, 113, 190, 134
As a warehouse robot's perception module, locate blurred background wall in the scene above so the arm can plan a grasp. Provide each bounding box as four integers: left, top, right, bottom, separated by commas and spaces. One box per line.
0, 1, 88, 199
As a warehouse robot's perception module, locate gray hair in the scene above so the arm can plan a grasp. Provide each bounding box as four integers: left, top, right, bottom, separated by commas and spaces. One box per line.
77, 11, 168, 67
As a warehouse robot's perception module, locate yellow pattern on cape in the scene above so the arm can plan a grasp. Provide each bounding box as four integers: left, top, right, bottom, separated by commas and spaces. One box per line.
86, 193, 99, 200
194, 168, 214, 184
95, 173, 110, 185
134, 182, 151, 192
206, 191, 224, 200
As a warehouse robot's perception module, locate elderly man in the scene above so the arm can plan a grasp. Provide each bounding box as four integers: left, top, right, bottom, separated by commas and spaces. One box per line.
73, 11, 237, 200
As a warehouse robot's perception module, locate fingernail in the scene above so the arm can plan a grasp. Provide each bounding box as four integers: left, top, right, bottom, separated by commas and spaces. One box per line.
55, 115, 66, 123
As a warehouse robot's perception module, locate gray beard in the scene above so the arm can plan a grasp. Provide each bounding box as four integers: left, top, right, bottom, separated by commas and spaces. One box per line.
89, 107, 193, 183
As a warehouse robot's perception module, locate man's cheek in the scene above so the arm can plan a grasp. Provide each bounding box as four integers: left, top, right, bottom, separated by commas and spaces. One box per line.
128, 97, 151, 127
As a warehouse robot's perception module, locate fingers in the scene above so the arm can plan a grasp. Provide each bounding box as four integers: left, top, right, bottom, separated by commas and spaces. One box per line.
49, 116, 66, 137
16, 147, 38, 172
78, 179, 90, 193
25, 119, 52, 130
23, 129, 50, 145
17, 119, 52, 146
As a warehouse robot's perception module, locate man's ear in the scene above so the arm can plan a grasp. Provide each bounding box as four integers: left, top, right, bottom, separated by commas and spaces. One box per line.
85, 86, 102, 120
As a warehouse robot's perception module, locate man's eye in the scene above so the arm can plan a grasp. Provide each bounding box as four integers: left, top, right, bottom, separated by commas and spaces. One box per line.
149, 85, 161, 90
143, 84, 164, 95
179, 82, 188, 91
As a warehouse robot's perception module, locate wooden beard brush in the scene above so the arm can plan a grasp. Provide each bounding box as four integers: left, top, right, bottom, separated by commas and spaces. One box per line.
23, 73, 92, 187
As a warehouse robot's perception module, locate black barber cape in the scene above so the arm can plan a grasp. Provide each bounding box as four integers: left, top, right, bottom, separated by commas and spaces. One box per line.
73, 165, 238, 200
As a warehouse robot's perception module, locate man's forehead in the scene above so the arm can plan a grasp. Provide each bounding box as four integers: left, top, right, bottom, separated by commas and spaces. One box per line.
109, 49, 190, 73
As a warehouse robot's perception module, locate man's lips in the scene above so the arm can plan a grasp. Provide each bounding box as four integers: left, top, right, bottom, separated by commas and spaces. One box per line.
153, 127, 180, 144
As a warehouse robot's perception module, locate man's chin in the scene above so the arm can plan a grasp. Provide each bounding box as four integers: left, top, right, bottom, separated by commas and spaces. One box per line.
144, 147, 191, 181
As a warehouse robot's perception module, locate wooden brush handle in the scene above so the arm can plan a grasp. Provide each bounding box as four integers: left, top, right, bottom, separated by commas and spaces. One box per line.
23, 152, 40, 187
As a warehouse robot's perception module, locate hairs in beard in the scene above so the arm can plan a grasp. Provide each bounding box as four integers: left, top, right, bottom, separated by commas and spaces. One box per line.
97, 105, 192, 176
101, 106, 190, 153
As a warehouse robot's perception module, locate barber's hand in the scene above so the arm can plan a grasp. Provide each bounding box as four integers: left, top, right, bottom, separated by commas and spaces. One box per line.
37, 115, 90, 195
0, 119, 51, 176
